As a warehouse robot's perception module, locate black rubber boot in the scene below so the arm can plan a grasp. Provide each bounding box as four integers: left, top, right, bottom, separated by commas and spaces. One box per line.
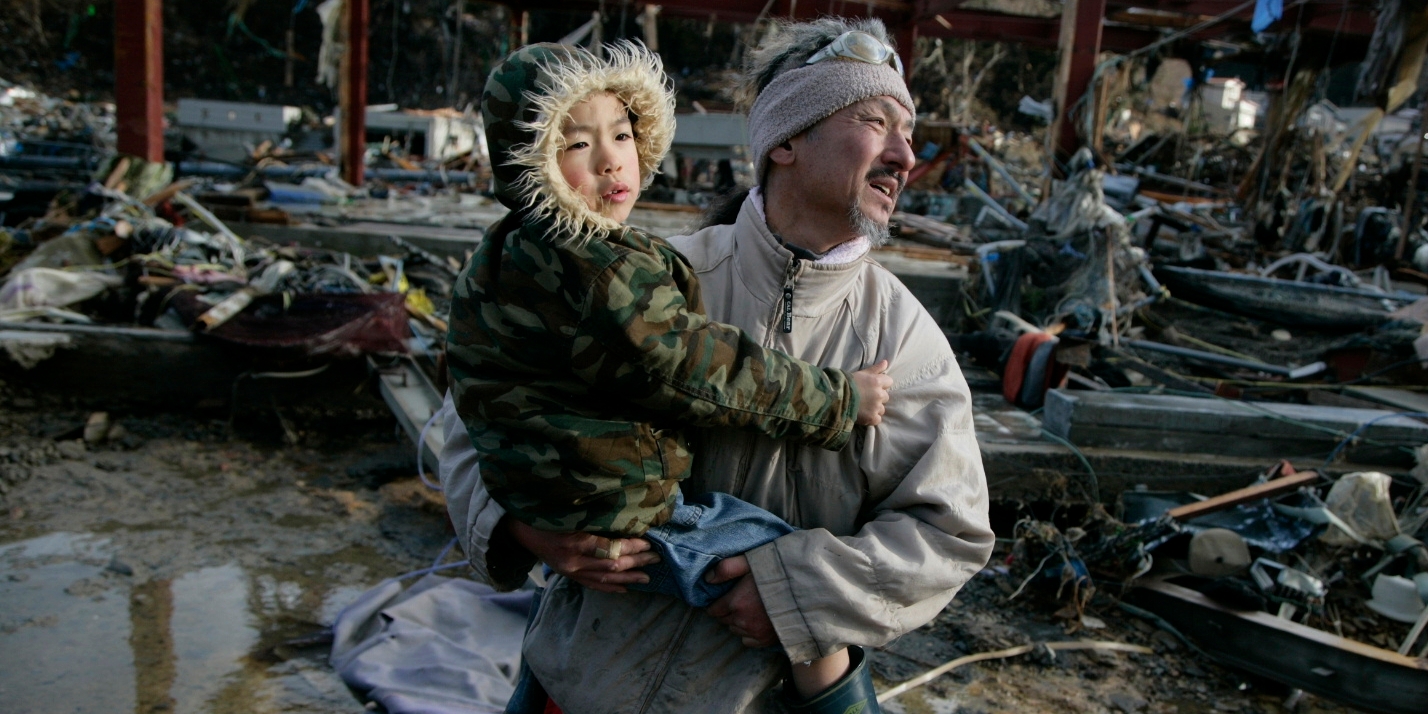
784, 646, 881, 714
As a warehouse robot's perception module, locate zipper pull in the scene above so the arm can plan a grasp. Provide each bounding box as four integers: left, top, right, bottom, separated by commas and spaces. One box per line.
782, 286, 793, 333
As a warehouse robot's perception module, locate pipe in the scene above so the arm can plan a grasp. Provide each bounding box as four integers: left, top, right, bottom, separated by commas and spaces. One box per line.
1124, 339, 1327, 379
964, 179, 1028, 231
967, 139, 1037, 206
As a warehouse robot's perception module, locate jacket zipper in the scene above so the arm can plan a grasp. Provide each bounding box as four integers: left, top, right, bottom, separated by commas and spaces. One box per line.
741, 256, 802, 497
778, 258, 801, 334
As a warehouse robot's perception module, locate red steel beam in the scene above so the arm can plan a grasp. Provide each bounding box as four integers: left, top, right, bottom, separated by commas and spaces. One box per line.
114, 0, 164, 163
1102, 0, 1376, 34
343, 0, 371, 187
496, 0, 911, 26
918, 1, 1374, 49
918, 10, 1256, 51
922, 9, 1061, 47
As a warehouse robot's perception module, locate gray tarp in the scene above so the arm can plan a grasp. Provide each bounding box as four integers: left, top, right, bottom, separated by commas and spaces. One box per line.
330, 574, 533, 714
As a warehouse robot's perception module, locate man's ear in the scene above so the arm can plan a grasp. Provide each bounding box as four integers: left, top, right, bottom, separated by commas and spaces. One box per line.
768, 140, 796, 167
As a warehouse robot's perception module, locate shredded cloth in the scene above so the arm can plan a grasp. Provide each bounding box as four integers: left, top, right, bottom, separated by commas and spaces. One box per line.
749, 186, 870, 265
747, 58, 913, 181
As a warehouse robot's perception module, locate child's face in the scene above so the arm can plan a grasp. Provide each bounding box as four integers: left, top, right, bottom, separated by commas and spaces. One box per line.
559, 92, 641, 223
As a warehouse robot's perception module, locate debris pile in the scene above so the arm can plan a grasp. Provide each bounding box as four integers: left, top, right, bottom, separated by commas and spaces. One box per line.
0, 152, 457, 368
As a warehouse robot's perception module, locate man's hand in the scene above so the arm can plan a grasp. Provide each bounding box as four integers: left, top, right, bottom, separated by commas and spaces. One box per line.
851, 359, 892, 426
705, 555, 778, 648
504, 518, 659, 594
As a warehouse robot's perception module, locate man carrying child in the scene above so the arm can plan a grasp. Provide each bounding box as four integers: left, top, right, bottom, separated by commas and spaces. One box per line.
441, 16, 994, 714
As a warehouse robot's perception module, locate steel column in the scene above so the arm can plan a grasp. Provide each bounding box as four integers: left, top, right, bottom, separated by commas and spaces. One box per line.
343, 0, 371, 187
1049, 0, 1106, 165
114, 0, 164, 163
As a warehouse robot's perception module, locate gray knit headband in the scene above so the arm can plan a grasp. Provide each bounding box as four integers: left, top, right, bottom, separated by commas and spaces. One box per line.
748, 59, 914, 182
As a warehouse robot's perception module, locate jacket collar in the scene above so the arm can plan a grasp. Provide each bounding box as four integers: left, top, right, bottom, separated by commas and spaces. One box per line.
732, 195, 868, 315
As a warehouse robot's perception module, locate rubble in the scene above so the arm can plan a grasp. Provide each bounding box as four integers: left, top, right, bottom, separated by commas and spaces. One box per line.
8, 5, 1428, 713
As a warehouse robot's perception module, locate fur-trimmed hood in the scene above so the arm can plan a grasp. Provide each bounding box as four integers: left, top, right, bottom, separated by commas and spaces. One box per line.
480, 41, 675, 247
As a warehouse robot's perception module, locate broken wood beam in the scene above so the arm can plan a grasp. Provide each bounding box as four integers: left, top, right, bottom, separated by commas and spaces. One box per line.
1164, 470, 1320, 522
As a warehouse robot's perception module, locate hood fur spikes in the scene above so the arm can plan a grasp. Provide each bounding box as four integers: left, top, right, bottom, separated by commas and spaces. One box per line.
497, 41, 675, 249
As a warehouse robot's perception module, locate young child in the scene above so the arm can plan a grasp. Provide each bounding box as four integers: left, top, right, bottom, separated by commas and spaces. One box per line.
446, 41, 890, 704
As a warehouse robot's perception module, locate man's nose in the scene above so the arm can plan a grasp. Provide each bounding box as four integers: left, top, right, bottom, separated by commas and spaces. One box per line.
884, 134, 915, 173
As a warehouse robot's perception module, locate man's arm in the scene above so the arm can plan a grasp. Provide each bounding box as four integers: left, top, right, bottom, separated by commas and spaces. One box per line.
574, 250, 864, 448
438, 392, 657, 591
438, 391, 528, 589
743, 348, 995, 663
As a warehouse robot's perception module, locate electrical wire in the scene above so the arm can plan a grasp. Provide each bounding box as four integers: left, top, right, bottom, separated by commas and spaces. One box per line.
386, 537, 470, 582
417, 407, 443, 491
1322, 411, 1428, 465
1038, 428, 1100, 503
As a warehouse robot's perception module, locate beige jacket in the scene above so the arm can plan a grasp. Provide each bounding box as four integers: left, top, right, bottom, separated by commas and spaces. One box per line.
441, 195, 994, 713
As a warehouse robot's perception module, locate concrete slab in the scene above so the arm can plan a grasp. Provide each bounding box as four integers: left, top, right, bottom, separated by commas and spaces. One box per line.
1042, 388, 1428, 467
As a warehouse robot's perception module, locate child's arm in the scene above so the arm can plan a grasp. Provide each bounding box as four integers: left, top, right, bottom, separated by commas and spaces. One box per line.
572, 250, 884, 450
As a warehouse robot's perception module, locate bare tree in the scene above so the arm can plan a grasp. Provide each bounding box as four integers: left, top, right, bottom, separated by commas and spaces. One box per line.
912, 37, 1007, 125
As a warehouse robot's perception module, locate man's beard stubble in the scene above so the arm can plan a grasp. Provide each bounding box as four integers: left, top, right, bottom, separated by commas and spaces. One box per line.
849, 167, 904, 246
849, 204, 891, 246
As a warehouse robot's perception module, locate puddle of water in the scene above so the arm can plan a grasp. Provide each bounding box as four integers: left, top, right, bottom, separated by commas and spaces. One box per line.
0, 532, 135, 714
170, 564, 259, 713
0, 532, 370, 714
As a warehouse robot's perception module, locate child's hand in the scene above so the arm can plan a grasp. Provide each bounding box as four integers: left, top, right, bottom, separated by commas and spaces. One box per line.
851, 359, 892, 426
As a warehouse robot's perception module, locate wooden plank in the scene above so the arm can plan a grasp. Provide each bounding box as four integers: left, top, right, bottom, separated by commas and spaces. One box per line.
1165, 471, 1320, 521
873, 244, 972, 265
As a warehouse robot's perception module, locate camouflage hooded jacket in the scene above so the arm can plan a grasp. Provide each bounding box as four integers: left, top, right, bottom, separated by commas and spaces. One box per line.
446, 42, 858, 535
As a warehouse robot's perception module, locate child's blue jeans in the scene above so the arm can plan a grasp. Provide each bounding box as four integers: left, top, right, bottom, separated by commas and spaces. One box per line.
628, 490, 796, 608
503, 491, 794, 713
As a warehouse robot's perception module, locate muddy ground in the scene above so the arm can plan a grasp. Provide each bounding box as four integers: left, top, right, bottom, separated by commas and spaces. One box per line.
0, 398, 1365, 714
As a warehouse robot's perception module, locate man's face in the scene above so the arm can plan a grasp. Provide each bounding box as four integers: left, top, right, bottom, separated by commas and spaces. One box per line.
787, 96, 915, 239
559, 92, 642, 223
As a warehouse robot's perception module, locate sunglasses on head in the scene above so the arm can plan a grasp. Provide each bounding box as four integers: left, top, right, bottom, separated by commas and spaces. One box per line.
805, 31, 904, 77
